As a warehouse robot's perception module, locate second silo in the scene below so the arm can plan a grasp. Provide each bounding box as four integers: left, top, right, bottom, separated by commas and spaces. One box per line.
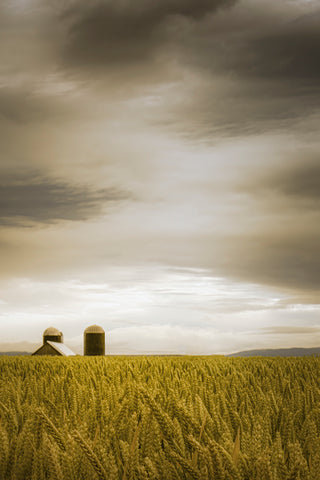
43, 327, 63, 344
84, 325, 105, 356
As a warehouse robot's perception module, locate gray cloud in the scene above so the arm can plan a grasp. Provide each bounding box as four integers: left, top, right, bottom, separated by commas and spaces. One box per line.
0, 172, 130, 226
160, 6, 320, 138
262, 163, 320, 203
60, 0, 320, 89
161, 81, 320, 139
61, 0, 235, 69
3, 0, 319, 139
276, 295, 320, 306
205, 181, 320, 292
244, 159, 320, 207
261, 326, 320, 335
247, 13, 320, 81
0, 0, 319, 310
190, 10, 320, 81
204, 156, 320, 292
221, 233, 320, 291
0, 86, 67, 124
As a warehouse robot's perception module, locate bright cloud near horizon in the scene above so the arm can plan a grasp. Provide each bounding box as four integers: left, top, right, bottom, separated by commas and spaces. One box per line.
0, 0, 319, 354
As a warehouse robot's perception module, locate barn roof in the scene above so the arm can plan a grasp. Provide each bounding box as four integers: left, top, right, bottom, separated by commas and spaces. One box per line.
32, 341, 77, 356
47, 341, 76, 356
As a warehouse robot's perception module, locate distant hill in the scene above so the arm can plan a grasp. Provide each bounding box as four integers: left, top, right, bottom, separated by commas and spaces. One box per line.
0, 341, 37, 354
0, 351, 31, 356
229, 347, 320, 357
1, 347, 320, 357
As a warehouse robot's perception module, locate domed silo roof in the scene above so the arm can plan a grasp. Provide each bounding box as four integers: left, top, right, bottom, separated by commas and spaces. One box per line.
84, 325, 105, 356
43, 327, 61, 336
84, 325, 105, 334
43, 326, 63, 344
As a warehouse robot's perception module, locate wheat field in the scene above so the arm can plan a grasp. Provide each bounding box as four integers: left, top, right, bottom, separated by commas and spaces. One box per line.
0, 355, 319, 479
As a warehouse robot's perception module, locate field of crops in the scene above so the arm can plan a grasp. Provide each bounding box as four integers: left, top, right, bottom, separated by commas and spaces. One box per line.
0, 356, 319, 480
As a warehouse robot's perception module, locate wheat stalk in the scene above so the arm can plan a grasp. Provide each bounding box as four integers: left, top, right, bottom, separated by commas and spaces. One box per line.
71, 430, 108, 480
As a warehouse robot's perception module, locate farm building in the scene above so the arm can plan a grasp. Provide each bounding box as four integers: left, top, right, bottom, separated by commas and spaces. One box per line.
32, 325, 106, 356
43, 326, 63, 344
84, 324, 105, 356
32, 327, 76, 356
32, 340, 76, 356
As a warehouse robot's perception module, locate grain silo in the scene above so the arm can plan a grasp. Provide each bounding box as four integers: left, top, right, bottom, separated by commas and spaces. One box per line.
84, 325, 105, 356
43, 327, 63, 344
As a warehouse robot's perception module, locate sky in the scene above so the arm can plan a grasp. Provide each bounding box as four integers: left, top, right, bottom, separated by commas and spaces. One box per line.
0, 0, 319, 354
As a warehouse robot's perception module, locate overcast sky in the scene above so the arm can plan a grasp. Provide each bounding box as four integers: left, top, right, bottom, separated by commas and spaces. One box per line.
0, 0, 319, 354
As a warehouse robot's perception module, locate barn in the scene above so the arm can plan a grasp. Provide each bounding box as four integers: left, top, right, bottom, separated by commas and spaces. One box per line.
32, 327, 76, 356
32, 340, 76, 356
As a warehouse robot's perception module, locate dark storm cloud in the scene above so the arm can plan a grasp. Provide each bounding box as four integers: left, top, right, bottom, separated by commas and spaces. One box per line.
162, 81, 320, 139
4, 0, 318, 138
61, 0, 320, 83
61, 0, 235, 68
245, 160, 320, 206
247, 27, 320, 81
191, 10, 320, 81
0, 173, 130, 226
163, 6, 320, 137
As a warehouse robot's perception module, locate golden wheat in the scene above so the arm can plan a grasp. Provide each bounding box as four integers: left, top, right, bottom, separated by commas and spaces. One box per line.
0, 355, 319, 479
